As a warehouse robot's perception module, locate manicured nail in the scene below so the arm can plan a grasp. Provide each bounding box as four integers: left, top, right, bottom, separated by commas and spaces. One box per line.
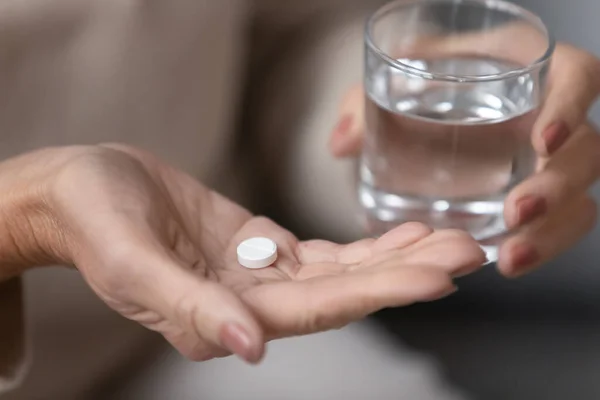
542, 121, 570, 154
330, 115, 356, 156
219, 323, 260, 364
508, 243, 540, 274
515, 195, 547, 227
332, 114, 353, 139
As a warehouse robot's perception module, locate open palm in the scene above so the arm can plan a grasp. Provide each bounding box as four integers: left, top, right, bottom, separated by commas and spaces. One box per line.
47, 144, 485, 363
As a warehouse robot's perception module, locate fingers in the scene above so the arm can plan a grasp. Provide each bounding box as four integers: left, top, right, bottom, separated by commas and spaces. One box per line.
330, 44, 600, 159
350, 228, 486, 277
387, 229, 487, 277
502, 124, 599, 278
240, 226, 483, 338
293, 222, 434, 281
96, 230, 266, 364
299, 224, 484, 278
297, 225, 484, 280
297, 222, 433, 266
143, 259, 265, 363
498, 195, 597, 277
370, 221, 434, 253
532, 44, 600, 156
329, 83, 364, 157
244, 265, 456, 339
504, 124, 600, 229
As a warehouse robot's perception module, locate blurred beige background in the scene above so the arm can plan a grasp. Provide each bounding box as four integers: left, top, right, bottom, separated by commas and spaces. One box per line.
2, 0, 599, 399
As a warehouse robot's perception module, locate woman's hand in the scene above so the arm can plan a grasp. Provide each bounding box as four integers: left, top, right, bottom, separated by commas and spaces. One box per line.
329, 43, 600, 277
0, 144, 485, 364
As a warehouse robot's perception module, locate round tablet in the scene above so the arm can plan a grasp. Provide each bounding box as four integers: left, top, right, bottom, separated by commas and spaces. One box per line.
237, 237, 278, 269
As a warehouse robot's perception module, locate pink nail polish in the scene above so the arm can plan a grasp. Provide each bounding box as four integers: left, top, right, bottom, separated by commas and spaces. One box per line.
514, 195, 547, 227
219, 323, 260, 364
333, 115, 353, 138
542, 121, 570, 154
510, 243, 540, 272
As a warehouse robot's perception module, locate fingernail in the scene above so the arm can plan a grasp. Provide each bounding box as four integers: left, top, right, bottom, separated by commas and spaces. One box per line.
330, 115, 356, 156
332, 114, 353, 139
219, 323, 260, 364
542, 121, 570, 154
508, 243, 540, 275
515, 195, 547, 227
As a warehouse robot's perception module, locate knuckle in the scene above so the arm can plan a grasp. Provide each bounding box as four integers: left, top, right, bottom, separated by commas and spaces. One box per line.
299, 307, 329, 335
562, 44, 599, 77
541, 166, 572, 201
173, 291, 202, 331
299, 301, 350, 335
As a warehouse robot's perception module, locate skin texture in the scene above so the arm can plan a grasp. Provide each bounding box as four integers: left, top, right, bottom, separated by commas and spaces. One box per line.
0, 144, 486, 364
330, 42, 600, 277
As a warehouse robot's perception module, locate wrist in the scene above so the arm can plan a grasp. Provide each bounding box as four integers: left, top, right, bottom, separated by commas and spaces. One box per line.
0, 148, 75, 281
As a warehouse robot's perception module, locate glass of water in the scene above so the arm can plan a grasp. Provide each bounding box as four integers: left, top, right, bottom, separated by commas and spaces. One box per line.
360, 0, 554, 262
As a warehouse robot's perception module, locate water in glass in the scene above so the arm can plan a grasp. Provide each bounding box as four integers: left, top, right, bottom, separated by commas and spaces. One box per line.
360, 55, 538, 258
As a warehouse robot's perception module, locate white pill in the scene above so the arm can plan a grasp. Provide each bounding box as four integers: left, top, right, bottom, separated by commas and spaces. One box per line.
237, 237, 278, 269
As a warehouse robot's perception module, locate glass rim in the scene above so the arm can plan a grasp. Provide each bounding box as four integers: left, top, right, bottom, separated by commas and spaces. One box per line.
365, 0, 556, 82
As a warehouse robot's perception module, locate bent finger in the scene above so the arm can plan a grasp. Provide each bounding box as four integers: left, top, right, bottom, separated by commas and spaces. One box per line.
532, 44, 600, 156
297, 222, 433, 267
498, 195, 598, 277
505, 124, 600, 229
134, 251, 265, 364
246, 266, 455, 339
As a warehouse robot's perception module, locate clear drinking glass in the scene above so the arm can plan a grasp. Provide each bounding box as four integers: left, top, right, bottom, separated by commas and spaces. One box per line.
360, 0, 554, 262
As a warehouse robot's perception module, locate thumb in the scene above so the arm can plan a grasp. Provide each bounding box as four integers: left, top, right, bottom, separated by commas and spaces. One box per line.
134, 251, 265, 364
532, 44, 600, 156
329, 83, 365, 158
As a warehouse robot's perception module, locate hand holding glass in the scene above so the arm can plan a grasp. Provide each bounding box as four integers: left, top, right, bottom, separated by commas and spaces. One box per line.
360, 0, 554, 261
